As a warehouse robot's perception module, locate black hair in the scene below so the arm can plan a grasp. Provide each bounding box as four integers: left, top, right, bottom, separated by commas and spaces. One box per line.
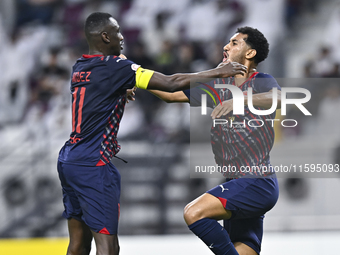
84, 12, 113, 39
236, 26, 269, 64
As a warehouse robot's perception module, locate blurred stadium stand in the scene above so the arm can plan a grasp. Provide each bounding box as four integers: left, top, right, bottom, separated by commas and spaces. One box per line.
0, 0, 340, 247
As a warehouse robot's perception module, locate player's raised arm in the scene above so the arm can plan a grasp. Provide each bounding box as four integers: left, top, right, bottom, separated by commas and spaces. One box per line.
135, 61, 247, 92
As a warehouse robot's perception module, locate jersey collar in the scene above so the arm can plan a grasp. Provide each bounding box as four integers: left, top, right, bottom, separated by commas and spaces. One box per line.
233, 72, 258, 87
82, 54, 104, 58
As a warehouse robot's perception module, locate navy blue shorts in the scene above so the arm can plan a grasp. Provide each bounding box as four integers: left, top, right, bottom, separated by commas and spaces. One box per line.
57, 161, 121, 235
207, 177, 279, 254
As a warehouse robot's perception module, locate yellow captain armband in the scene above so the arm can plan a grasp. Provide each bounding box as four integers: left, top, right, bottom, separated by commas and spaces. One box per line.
135, 67, 154, 90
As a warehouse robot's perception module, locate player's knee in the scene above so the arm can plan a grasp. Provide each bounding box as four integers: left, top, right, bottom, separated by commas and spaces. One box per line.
96, 236, 119, 255
183, 203, 205, 225
67, 241, 85, 255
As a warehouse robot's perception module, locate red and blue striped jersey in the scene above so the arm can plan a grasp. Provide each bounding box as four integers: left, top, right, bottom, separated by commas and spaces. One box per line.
58, 54, 138, 166
184, 72, 281, 178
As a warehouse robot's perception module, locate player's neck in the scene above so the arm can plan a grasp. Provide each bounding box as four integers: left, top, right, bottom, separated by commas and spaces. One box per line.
88, 49, 105, 56
88, 45, 112, 56
233, 62, 257, 86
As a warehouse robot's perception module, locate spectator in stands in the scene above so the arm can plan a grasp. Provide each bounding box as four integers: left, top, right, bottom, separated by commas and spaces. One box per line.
185, 0, 243, 43
30, 47, 69, 113
16, 0, 59, 28
303, 46, 338, 78
313, 46, 337, 77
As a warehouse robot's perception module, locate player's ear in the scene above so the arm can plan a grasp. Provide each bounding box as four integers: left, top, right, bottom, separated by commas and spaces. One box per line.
101, 32, 110, 43
246, 49, 256, 60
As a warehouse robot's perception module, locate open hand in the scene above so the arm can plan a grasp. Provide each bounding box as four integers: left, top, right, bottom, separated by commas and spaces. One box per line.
126, 86, 137, 103
218, 61, 247, 77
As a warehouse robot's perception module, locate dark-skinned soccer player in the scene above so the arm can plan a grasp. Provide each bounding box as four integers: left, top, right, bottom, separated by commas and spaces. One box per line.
57, 12, 247, 255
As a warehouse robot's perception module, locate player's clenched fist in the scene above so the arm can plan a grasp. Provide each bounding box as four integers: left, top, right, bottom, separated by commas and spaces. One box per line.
217, 61, 247, 77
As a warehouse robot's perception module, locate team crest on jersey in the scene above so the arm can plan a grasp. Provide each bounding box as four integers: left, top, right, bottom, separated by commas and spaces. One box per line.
131, 64, 140, 71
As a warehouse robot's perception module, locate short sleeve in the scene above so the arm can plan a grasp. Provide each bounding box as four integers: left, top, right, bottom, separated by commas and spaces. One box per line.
253, 73, 281, 93
106, 56, 138, 90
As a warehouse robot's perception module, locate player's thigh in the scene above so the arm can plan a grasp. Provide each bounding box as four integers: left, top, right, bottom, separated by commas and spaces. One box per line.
234, 242, 258, 255
92, 231, 119, 255
208, 178, 279, 220
58, 161, 86, 228
184, 193, 232, 225
68, 162, 121, 235
67, 218, 93, 254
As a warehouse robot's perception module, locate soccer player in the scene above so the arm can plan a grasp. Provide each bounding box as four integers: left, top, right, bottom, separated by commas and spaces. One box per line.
148, 27, 280, 255
57, 12, 247, 255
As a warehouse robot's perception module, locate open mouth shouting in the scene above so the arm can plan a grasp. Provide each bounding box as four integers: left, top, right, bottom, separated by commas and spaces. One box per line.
223, 51, 228, 62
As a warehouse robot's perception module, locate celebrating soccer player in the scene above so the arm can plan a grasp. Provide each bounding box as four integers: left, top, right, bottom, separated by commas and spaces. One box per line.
57, 12, 247, 255
149, 27, 281, 255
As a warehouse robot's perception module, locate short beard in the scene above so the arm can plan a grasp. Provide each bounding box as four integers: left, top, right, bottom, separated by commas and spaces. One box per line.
231, 55, 245, 65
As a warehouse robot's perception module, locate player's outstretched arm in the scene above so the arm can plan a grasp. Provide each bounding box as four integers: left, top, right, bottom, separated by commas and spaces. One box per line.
148, 90, 189, 103
147, 62, 247, 92
211, 89, 281, 119
140, 62, 247, 92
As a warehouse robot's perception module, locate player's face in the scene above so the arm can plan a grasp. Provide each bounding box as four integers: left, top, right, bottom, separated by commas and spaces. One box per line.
223, 33, 250, 64
106, 17, 124, 56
